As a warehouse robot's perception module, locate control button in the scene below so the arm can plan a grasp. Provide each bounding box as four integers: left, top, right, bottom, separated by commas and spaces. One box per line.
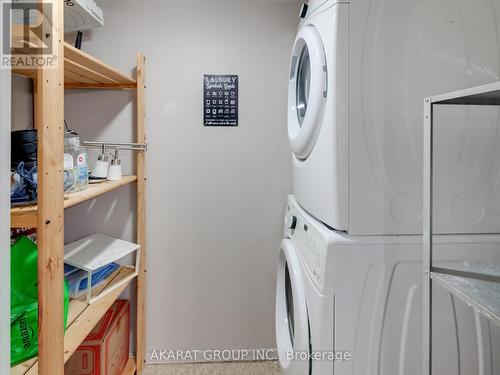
299, 3, 308, 19
286, 215, 298, 230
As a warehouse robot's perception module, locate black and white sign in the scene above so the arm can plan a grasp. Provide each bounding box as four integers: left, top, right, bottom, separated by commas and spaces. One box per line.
203, 75, 239, 126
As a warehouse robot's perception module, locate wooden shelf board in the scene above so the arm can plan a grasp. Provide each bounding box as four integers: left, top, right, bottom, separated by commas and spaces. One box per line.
12, 69, 36, 80
11, 176, 137, 228
65, 83, 138, 90
11, 267, 136, 375
122, 357, 137, 375
11, 42, 137, 89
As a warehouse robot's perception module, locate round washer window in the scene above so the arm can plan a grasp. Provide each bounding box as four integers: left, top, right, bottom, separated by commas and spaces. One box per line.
296, 45, 311, 127
275, 240, 310, 373
285, 263, 295, 347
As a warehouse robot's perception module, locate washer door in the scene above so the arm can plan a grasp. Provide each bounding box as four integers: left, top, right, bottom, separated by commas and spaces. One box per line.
288, 25, 327, 160
276, 239, 310, 374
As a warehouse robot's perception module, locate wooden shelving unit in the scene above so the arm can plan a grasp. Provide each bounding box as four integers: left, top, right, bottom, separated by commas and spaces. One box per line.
11, 176, 138, 228
13, 43, 137, 90
122, 357, 138, 375
10, 2, 147, 374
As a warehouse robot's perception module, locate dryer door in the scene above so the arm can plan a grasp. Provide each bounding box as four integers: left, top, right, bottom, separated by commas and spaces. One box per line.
288, 25, 327, 160
276, 239, 310, 375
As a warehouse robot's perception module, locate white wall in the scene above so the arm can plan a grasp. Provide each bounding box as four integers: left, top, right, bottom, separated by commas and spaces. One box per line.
62, 0, 299, 362
1, 1, 12, 369
11, 76, 32, 131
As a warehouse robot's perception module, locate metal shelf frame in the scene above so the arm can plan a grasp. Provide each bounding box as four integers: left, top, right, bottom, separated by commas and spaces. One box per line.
423, 81, 500, 375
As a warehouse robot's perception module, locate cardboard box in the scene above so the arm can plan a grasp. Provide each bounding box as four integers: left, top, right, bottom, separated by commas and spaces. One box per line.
65, 300, 130, 375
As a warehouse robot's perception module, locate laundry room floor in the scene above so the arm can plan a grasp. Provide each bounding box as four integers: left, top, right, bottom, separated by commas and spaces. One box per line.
143, 361, 279, 375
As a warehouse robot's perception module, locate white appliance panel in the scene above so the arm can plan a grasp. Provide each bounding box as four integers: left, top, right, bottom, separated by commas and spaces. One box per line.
279, 196, 500, 374
292, 2, 350, 231
291, 0, 500, 235
350, 0, 500, 234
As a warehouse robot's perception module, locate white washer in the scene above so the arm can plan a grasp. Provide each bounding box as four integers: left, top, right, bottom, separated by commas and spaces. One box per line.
289, 0, 500, 235
276, 195, 500, 375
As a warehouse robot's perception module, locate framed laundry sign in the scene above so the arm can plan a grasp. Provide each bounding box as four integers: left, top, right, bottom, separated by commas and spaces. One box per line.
203, 75, 239, 126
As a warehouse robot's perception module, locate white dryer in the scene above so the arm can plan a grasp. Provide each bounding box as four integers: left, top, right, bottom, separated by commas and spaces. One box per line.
289, 0, 500, 235
276, 195, 500, 375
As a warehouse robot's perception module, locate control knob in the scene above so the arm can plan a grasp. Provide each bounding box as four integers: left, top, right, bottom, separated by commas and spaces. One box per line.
286, 215, 298, 230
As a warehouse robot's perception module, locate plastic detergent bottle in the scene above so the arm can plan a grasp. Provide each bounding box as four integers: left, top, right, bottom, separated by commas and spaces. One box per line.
64, 133, 88, 192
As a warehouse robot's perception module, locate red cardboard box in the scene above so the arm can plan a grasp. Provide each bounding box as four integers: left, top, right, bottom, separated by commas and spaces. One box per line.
65, 300, 130, 375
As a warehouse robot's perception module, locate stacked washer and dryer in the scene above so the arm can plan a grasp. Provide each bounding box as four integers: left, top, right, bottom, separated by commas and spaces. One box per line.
276, 1, 500, 374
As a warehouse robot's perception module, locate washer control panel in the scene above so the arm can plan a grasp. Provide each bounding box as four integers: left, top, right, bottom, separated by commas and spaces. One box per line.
284, 201, 326, 287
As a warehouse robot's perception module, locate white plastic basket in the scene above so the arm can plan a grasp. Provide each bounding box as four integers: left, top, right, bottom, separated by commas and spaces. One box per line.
64, 233, 140, 304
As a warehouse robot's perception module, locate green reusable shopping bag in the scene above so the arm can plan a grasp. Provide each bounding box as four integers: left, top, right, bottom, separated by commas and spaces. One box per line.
10, 236, 69, 366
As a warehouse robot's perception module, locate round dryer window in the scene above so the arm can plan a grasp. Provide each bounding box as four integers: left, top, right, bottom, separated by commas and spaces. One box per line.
288, 25, 327, 160
296, 45, 311, 127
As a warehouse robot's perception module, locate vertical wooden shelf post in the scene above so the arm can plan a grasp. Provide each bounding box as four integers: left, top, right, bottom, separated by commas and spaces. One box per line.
35, 0, 65, 374
136, 53, 147, 374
